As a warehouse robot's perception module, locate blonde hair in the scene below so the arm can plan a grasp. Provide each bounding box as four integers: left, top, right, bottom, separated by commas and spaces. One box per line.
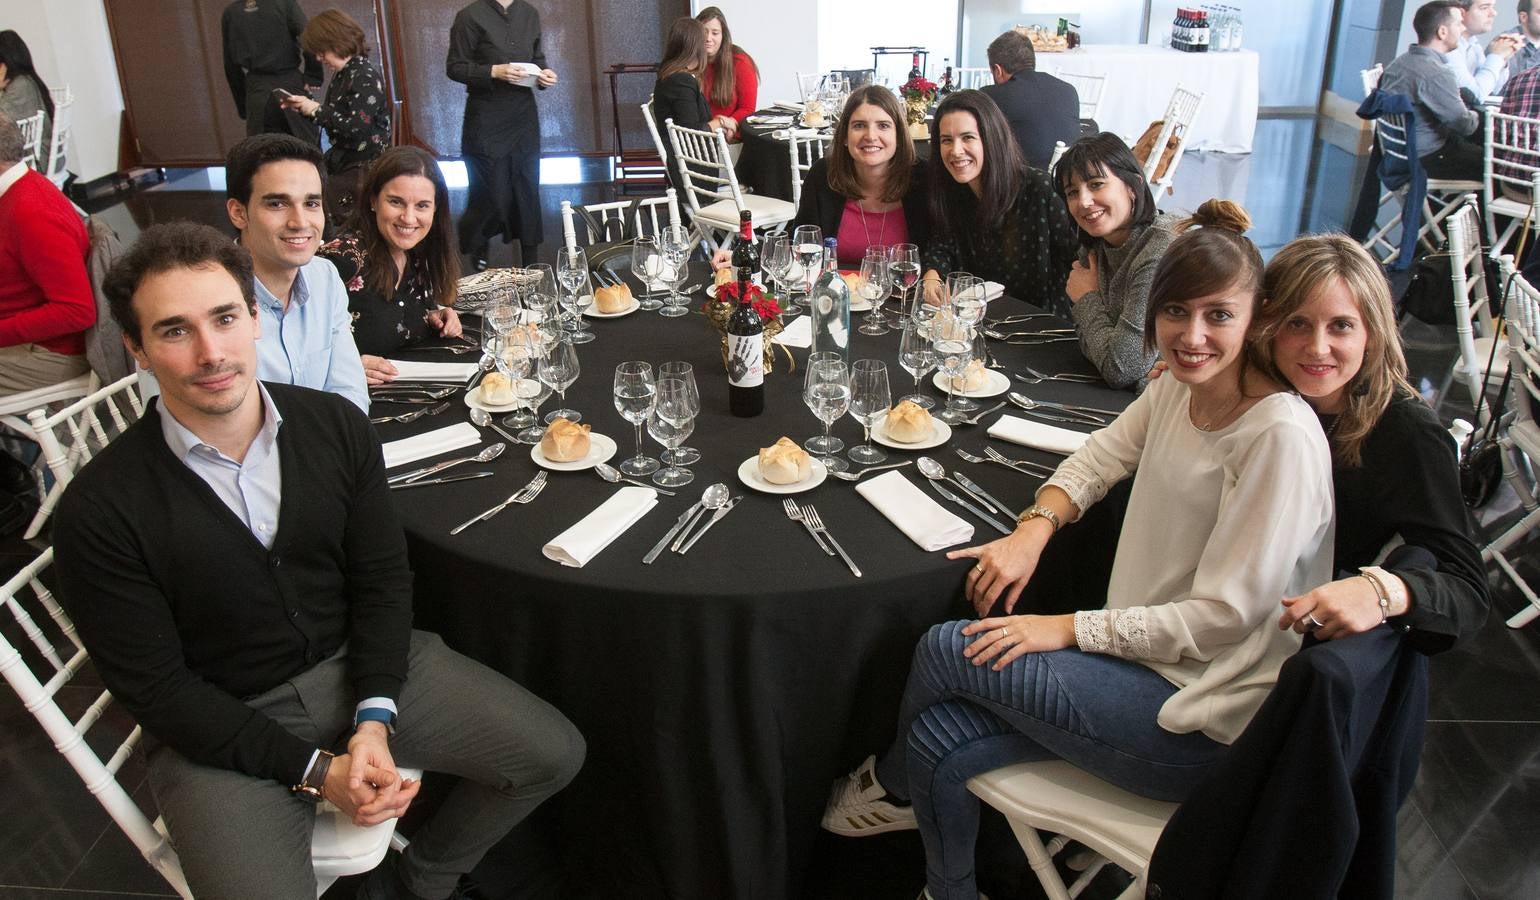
1254, 234, 1413, 466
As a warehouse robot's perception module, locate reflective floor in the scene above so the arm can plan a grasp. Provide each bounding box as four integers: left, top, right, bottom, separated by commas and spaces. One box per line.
2, 116, 1538, 899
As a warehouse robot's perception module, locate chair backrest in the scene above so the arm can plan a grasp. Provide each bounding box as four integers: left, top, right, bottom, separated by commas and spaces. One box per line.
639, 98, 671, 172
796, 72, 824, 101
1448, 198, 1500, 417
561, 189, 682, 253
1503, 255, 1540, 435
1146, 86, 1204, 200
1048, 140, 1068, 172
16, 110, 45, 169
27, 372, 144, 492
1055, 70, 1107, 120
1483, 110, 1540, 218
1361, 63, 1384, 98
45, 85, 73, 187
1374, 113, 1413, 165
787, 129, 829, 209
0, 548, 193, 897
664, 118, 746, 216
955, 66, 991, 90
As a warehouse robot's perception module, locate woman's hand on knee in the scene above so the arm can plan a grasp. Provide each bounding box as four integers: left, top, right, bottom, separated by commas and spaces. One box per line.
948, 521, 1052, 616
961, 613, 1076, 670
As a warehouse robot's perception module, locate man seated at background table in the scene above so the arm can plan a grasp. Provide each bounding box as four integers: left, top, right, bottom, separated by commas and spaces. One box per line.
0, 111, 94, 397
1445, 0, 1520, 97
137, 134, 369, 411
1505, 0, 1540, 80
56, 221, 584, 900
978, 29, 1079, 171
1381, 1, 1486, 181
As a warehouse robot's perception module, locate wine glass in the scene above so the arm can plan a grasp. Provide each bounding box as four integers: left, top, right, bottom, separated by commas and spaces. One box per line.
889, 242, 922, 325
658, 361, 701, 465
932, 320, 976, 425
946, 274, 985, 413
792, 225, 822, 308
898, 317, 938, 409
630, 236, 664, 311
540, 338, 581, 423
613, 361, 660, 476
762, 234, 797, 318
557, 247, 596, 342
803, 355, 850, 473
562, 269, 597, 344
648, 377, 696, 487
856, 248, 891, 336
659, 224, 693, 318
848, 359, 890, 464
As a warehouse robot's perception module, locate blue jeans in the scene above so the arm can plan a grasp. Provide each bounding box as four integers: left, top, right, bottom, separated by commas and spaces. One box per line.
872, 621, 1229, 900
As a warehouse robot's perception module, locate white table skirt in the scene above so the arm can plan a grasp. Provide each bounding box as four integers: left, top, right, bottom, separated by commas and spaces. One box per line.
1039, 45, 1259, 154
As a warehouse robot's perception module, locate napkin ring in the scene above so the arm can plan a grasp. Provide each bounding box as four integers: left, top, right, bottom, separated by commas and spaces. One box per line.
1016, 504, 1062, 533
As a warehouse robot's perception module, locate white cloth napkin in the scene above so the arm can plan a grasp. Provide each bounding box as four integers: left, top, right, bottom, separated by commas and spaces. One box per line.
772, 315, 813, 348
956, 281, 1006, 303
385, 360, 479, 382
988, 415, 1091, 455
382, 422, 481, 469
855, 471, 974, 551
748, 114, 794, 125
543, 486, 658, 567
772, 100, 806, 112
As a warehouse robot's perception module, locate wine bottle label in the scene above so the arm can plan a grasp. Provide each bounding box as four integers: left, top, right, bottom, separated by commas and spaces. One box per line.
727, 333, 764, 387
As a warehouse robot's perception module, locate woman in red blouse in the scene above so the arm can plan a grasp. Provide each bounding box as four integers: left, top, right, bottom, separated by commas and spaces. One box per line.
696, 6, 758, 141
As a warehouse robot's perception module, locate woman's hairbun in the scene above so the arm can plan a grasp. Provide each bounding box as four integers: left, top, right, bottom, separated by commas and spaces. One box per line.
1181, 198, 1252, 235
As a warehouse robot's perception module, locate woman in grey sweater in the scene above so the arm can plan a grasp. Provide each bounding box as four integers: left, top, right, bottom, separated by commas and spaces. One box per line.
0, 31, 57, 169
1054, 133, 1178, 390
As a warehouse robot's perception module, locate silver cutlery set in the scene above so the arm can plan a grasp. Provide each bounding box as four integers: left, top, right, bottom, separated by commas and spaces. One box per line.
783, 499, 861, 577
645, 483, 739, 562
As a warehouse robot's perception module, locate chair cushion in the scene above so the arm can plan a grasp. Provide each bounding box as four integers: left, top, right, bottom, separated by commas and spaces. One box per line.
694, 195, 797, 230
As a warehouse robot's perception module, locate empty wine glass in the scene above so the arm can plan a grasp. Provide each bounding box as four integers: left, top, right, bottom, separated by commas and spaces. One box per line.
557, 247, 596, 342
658, 361, 701, 465
557, 246, 587, 302
648, 377, 696, 487
898, 317, 938, 409
659, 224, 693, 318
613, 361, 660, 476
856, 248, 891, 336
540, 338, 581, 423
803, 355, 850, 473
792, 225, 822, 308
848, 359, 890, 464
630, 236, 664, 311
932, 320, 976, 425
762, 234, 797, 319
889, 242, 922, 325
562, 269, 597, 344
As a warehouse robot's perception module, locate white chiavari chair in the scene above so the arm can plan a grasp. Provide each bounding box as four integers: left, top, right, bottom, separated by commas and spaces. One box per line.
1360, 63, 1384, 97
796, 72, 824, 101
1361, 107, 1480, 266
1055, 71, 1107, 122
664, 118, 795, 252
44, 86, 73, 190
954, 67, 991, 90
1143, 86, 1203, 204
1049, 141, 1069, 172
16, 110, 45, 170
639, 99, 671, 176
1489, 256, 1540, 628
787, 128, 830, 209
1482, 111, 1540, 256
18, 374, 144, 539
561, 189, 684, 254
1445, 199, 1508, 421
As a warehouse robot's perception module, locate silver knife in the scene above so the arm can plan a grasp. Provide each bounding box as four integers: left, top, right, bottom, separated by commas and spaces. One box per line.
951, 471, 1021, 521
678, 496, 742, 553
388, 471, 495, 490
644, 500, 704, 564
927, 481, 1012, 535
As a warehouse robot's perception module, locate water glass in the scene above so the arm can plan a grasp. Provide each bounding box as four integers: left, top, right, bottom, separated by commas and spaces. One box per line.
889, 242, 922, 325
898, 318, 938, 409
792, 225, 823, 308
659, 224, 693, 318
648, 377, 696, 487
932, 321, 976, 425
630, 236, 665, 311
540, 338, 581, 423
658, 361, 701, 465
562, 270, 597, 344
803, 355, 850, 473
857, 248, 892, 336
613, 361, 660, 476
848, 359, 890, 464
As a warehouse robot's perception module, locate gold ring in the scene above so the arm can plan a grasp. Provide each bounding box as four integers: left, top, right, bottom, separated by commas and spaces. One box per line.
997, 627, 1008, 641
974, 565, 984, 575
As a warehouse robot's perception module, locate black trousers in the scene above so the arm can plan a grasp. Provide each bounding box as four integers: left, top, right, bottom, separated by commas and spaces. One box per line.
241, 70, 319, 145
1421, 135, 1484, 182
459, 150, 543, 250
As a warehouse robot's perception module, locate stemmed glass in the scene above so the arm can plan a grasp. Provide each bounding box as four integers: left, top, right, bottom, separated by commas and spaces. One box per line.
898, 317, 938, 409
947, 273, 986, 413
648, 377, 696, 487
561, 270, 597, 344
932, 320, 976, 425
630, 236, 664, 311
792, 225, 822, 308
658, 361, 701, 465
803, 355, 850, 473
856, 248, 892, 336
659, 224, 693, 318
613, 361, 660, 477
557, 247, 596, 343
762, 234, 797, 318
889, 243, 921, 324
848, 359, 890, 464
500, 327, 551, 441
540, 338, 581, 423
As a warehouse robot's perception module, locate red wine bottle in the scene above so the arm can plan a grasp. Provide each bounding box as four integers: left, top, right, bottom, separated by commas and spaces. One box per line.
727, 217, 764, 417
731, 209, 759, 284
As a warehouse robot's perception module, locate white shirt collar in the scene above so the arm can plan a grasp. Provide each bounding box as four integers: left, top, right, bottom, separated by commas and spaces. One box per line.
0, 161, 27, 199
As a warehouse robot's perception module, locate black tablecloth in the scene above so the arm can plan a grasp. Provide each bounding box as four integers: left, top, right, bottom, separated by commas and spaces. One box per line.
382, 285, 1131, 899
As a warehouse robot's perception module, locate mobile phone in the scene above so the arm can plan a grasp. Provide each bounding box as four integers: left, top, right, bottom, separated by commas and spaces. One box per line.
272, 88, 296, 100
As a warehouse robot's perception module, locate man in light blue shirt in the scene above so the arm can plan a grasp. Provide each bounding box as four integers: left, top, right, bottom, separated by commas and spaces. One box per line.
1506, 0, 1540, 80
1445, 0, 1521, 96
138, 134, 368, 412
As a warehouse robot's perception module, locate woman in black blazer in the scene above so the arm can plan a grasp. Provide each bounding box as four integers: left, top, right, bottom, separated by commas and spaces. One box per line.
652, 18, 712, 197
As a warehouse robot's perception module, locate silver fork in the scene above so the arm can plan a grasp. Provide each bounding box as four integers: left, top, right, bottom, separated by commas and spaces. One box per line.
802, 506, 862, 577
783, 498, 833, 555
1015, 365, 1101, 385
450, 471, 548, 534
983, 445, 1057, 476
370, 401, 450, 425
959, 401, 1007, 426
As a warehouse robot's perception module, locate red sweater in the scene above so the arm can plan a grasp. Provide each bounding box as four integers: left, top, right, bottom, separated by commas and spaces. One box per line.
702, 49, 759, 123
0, 168, 93, 356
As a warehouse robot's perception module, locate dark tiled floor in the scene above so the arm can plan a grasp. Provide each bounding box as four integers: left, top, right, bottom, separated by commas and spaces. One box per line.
3, 117, 1539, 899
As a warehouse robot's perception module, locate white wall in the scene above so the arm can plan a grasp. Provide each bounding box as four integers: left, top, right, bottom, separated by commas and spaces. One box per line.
0, 0, 125, 182
693, 0, 820, 104
817, 0, 959, 86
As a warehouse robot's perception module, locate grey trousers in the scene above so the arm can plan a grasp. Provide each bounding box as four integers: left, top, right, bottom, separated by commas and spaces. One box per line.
0, 343, 89, 396
146, 630, 584, 900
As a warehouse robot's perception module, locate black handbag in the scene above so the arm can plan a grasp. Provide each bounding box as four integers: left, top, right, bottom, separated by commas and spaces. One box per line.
1459, 290, 1513, 508
1398, 251, 1503, 325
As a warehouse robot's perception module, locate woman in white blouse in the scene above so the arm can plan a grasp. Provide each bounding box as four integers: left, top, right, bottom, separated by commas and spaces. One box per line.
822, 200, 1336, 900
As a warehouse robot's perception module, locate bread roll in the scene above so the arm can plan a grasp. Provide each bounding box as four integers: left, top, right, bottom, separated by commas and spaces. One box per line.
757, 436, 812, 485
841, 272, 862, 292
594, 284, 634, 313
481, 372, 515, 405
884, 400, 934, 443
714, 267, 736, 288
949, 359, 989, 392
540, 417, 592, 462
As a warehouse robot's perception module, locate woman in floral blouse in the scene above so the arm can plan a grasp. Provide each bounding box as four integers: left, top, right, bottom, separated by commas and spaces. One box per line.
283, 10, 391, 227
320, 146, 462, 385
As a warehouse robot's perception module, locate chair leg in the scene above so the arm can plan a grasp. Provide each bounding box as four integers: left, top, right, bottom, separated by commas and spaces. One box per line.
1005, 821, 1075, 900
1492, 549, 1540, 627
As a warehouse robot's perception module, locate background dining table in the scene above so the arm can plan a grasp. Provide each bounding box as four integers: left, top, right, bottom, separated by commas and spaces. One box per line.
735, 111, 932, 204
378, 272, 1132, 899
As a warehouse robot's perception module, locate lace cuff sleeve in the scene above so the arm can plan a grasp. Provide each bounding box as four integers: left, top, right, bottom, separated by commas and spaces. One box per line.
1074, 608, 1152, 659
1044, 464, 1107, 514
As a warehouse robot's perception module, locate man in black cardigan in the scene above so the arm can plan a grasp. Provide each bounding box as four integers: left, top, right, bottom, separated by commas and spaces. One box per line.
978, 29, 1081, 171
53, 222, 584, 900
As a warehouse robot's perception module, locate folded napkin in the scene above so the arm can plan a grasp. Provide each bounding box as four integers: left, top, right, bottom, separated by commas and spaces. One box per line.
772, 100, 806, 112
543, 486, 658, 567
386, 360, 480, 382
382, 422, 481, 469
772, 315, 813, 348
856, 470, 974, 551
988, 415, 1091, 455
956, 281, 1006, 303
748, 114, 794, 125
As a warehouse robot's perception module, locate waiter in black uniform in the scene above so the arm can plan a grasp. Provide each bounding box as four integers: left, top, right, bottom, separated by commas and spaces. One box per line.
220, 0, 322, 144
447, 0, 559, 272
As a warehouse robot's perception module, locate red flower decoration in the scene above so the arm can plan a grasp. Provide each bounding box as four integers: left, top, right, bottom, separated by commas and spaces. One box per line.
712, 280, 781, 322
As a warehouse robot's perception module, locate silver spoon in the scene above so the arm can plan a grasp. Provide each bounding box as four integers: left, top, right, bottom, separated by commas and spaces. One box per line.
916, 456, 1000, 514
468, 408, 526, 444
830, 460, 913, 482
672, 482, 729, 551
594, 461, 677, 496
1007, 392, 1110, 424
389, 442, 506, 485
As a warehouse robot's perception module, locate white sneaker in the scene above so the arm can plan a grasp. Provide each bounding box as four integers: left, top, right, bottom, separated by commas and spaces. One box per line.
821, 754, 918, 836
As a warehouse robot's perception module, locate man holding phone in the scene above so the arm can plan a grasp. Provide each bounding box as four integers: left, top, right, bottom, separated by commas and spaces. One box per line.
221, 0, 321, 144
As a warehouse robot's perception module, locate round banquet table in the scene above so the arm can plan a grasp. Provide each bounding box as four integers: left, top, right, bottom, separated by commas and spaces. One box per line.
381, 276, 1132, 899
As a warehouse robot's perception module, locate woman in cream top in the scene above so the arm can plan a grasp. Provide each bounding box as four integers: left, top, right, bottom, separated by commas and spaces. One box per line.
821, 201, 1335, 900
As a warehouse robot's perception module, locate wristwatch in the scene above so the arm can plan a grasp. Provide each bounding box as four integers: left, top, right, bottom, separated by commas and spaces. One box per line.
291, 749, 334, 804
1016, 503, 1062, 533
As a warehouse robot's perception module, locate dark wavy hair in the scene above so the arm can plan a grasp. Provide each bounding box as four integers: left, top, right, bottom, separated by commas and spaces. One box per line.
824, 85, 914, 204
0, 31, 54, 121
347, 146, 460, 307
104, 222, 257, 346
927, 90, 1028, 234
1052, 132, 1157, 252
225, 133, 325, 205
696, 6, 757, 110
